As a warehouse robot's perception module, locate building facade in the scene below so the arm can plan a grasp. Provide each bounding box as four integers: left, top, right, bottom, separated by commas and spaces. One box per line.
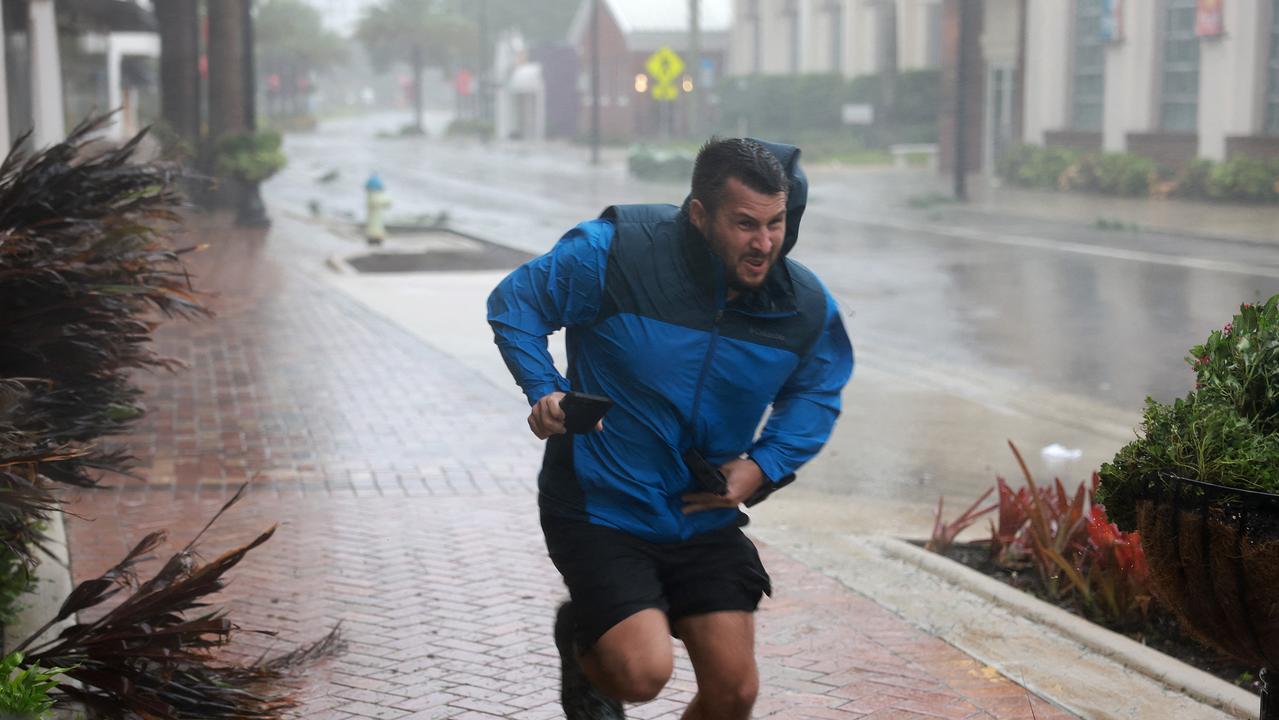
2, 0, 65, 148
726, 0, 943, 77
569, 0, 732, 140
2, 0, 159, 150
948, 0, 1279, 176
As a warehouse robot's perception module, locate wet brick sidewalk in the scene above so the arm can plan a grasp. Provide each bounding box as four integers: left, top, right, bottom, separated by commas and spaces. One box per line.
63, 215, 1077, 719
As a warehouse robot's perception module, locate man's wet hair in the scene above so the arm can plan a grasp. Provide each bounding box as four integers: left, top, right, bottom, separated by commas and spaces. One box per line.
691, 137, 789, 216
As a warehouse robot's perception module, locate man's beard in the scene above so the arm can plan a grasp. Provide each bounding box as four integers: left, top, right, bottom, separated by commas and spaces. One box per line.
704, 222, 778, 294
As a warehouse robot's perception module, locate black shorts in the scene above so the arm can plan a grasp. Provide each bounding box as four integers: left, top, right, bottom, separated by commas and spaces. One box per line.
541, 514, 772, 650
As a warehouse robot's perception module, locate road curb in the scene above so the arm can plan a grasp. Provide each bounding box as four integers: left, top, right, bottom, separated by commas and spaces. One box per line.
873, 536, 1260, 720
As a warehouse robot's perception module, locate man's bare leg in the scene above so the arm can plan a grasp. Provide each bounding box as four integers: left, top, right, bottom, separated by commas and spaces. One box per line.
674, 611, 758, 720
580, 608, 675, 703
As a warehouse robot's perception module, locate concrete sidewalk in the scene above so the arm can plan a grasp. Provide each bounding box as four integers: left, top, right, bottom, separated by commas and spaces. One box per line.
964, 181, 1279, 247
59, 212, 1084, 719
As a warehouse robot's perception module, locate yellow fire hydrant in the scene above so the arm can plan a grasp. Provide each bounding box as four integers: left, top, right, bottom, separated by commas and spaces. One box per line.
365, 173, 391, 246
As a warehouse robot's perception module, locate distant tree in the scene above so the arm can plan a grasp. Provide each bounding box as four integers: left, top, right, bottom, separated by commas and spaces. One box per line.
255, 0, 347, 119
357, 0, 477, 134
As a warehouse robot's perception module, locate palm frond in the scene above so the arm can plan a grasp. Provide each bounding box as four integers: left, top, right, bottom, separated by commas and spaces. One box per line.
15, 485, 338, 718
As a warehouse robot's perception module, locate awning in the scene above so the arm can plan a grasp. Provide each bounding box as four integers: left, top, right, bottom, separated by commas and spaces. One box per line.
508, 63, 543, 94
57, 0, 157, 33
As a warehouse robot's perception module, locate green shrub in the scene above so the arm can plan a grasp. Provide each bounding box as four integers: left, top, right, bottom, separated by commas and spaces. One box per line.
1097, 295, 1279, 531
1206, 156, 1279, 202
894, 70, 942, 122
998, 144, 1077, 189
446, 117, 494, 140
1173, 158, 1214, 198
0, 652, 70, 719
1096, 153, 1156, 196
1059, 152, 1155, 196
719, 69, 939, 148
627, 145, 695, 182
215, 130, 287, 183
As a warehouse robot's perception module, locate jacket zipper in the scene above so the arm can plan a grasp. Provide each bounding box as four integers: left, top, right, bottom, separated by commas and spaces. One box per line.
688, 300, 801, 442
689, 307, 724, 433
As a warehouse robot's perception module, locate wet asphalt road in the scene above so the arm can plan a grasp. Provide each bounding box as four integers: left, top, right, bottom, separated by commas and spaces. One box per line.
264, 113, 1279, 515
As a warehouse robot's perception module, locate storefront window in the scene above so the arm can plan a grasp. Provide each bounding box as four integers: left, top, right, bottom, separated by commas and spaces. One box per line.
1159, 0, 1200, 133
1071, 0, 1105, 131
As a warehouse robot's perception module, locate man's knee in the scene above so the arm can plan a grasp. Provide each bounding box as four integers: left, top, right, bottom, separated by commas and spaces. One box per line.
586, 646, 673, 702
615, 652, 673, 702
582, 608, 674, 702
700, 672, 758, 717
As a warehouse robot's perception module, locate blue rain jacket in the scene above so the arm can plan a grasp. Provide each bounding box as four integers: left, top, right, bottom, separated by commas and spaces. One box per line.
487, 142, 853, 543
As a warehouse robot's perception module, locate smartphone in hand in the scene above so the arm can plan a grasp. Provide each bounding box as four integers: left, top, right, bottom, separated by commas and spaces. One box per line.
560, 392, 613, 434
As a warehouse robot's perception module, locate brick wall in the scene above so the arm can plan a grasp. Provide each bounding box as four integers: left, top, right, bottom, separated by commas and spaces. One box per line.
1125, 132, 1198, 171
1225, 135, 1279, 161
1044, 130, 1103, 153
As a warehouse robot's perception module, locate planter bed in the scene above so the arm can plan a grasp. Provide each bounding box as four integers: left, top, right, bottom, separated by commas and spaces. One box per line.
935, 541, 1262, 697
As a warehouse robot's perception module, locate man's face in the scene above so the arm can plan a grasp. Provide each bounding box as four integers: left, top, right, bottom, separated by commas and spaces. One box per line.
691, 177, 787, 296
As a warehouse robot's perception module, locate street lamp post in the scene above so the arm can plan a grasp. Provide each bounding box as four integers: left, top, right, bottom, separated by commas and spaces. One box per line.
590, 0, 601, 165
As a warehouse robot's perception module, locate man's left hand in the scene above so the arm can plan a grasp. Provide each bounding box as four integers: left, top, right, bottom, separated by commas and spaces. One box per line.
681, 457, 767, 514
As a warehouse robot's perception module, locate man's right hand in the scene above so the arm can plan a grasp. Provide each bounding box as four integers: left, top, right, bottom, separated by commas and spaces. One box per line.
528, 391, 567, 439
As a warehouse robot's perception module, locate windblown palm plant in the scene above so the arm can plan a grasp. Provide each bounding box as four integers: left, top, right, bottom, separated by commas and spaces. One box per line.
0, 119, 339, 717
13, 484, 341, 718
0, 115, 208, 490
0, 115, 208, 568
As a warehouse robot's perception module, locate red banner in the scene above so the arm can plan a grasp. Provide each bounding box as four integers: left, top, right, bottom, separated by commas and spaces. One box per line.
1196, 0, 1224, 37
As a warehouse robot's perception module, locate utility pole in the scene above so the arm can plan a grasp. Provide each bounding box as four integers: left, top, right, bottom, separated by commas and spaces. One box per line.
688, 0, 700, 139
590, 0, 601, 164
480, 0, 491, 124
953, 0, 969, 201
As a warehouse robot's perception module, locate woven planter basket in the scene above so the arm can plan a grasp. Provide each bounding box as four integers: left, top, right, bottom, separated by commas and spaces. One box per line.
1136, 473, 1278, 718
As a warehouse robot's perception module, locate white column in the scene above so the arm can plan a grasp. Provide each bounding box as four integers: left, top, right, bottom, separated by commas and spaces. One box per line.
728, 0, 751, 75
895, 0, 917, 70
1197, 0, 1268, 160
795, 0, 812, 72
1021, 0, 1072, 144
848, 0, 876, 76
1103, 0, 1160, 152
106, 38, 124, 141
29, 0, 64, 147
0, 6, 9, 149
29, 0, 64, 146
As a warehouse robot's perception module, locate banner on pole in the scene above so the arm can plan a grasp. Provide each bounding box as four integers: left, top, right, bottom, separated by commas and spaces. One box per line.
1100, 0, 1123, 43
1195, 0, 1224, 37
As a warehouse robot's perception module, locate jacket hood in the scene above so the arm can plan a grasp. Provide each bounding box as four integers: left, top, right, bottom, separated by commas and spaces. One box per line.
679, 139, 808, 257
752, 139, 807, 256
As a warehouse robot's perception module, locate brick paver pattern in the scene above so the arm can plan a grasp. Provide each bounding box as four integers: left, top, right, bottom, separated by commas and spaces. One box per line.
64, 217, 1077, 719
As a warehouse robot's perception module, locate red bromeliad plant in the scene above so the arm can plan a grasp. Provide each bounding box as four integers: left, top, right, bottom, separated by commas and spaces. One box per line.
925, 487, 995, 553
1084, 505, 1152, 622
931, 441, 1153, 627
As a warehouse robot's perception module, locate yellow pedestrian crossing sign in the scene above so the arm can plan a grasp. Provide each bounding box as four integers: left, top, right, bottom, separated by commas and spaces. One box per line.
645, 47, 684, 102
